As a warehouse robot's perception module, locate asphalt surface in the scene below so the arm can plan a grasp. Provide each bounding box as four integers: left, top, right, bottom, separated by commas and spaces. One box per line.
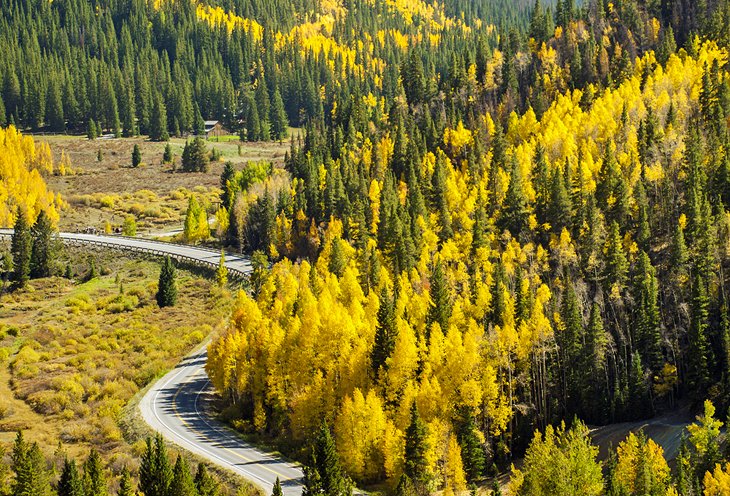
139, 347, 304, 496
0, 229, 303, 495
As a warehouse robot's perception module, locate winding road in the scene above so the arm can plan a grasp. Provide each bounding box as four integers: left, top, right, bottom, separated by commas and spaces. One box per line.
0, 230, 304, 496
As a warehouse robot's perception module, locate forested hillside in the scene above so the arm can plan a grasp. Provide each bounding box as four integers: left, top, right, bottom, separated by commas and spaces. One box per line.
6, 0, 730, 494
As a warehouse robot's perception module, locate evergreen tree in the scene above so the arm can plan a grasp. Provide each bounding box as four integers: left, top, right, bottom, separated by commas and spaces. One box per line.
132, 144, 141, 168
30, 210, 55, 279
499, 158, 529, 237
83, 449, 107, 496
156, 256, 178, 308
181, 138, 209, 172
687, 273, 712, 399
426, 260, 451, 337
169, 456, 196, 496
139, 435, 172, 496
272, 477, 283, 496
604, 221, 628, 295
371, 286, 397, 379
194, 464, 219, 496
11, 208, 31, 285
11, 432, 51, 496
163, 143, 173, 164
58, 458, 84, 496
303, 421, 351, 496
270, 88, 289, 141
150, 94, 169, 141
88, 118, 98, 140
117, 467, 134, 496
456, 408, 485, 484
404, 403, 430, 489
328, 237, 346, 277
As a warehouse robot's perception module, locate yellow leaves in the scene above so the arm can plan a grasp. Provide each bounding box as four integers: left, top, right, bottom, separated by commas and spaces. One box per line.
0, 126, 60, 227
443, 121, 473, 155
704, 463, 730, 496
613, 432, 671, 494
443, 434, 467, 496
336, 388, 392, 481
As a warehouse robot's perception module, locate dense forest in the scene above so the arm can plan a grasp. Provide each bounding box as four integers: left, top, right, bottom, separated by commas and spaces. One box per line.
6, 0, 730, 494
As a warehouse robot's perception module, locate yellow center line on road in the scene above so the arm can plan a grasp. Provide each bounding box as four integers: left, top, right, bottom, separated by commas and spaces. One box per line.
169, 367, 294, 483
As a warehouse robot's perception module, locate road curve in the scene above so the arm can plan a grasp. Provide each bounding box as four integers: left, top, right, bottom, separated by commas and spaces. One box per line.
0, 229, 253, 278
0, 229, 304, 495
139, 346, 304, 496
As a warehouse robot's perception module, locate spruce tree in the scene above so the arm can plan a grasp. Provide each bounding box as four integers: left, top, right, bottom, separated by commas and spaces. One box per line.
0, 93, 6, 127
426, 260, 451, 337
371, 286, 397, 379
88, 119, 98, 140
181, 138, 209, 172
194, 463, 219, 496
328, 237, 346, 277
163, 143, 173, 164
150, 94, 169, 141
132, 144, 141, 168
117, 467, 134, 496
30, 210, 54, 279
11, 207, 31, 286
139, 434, 172, 496
169, 456, 196, 496
604, 221, 628, 295
58, 458, 84, 496
12, 432, 51, 496
499, 157, 529, 237
272, 477, 283, 496
688, 273, 712, 399
304, 421, 351, 496
270, 88, 288, 141
156, 256, 178, 308
83, 449, 107, 496
457, 408, 485, 484
404, 403, 429, 489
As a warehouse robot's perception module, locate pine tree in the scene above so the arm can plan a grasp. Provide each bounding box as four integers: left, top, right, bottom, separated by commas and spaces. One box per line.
11, 432, 51, 496
46, 77, 65, 132
560, 281, 584, 417
303, 421, 351, 496
426, 260, 451, 337
584, 302, 609, 423
634, 252, 663, 372
194, 464, 219, 496
163, 143, 173, 164
604, 221, 628, 296
181, 138, 209, 172
88, 118, 98, 140
687, 273, 712, 399
169, 456, 196, 496
215, 250, 228, 287
499, 157, 529, 237
139, 435, 172, 496
457, 408, 485, 484
328, 237, 346, 277
270, 88, 288, 141
156, 256, 178, 308
150, 94, 169, 141
132, 144, 141, 168
117, 467, 133, 496
272, 477, 283, 496
11, 208, 31, 286
404, 403, 429, 489
58, 458, 84, 496
371, 286, 397, 379
0, 93, 6, 127
83, 449, 107, 496
30, 210, 55, 279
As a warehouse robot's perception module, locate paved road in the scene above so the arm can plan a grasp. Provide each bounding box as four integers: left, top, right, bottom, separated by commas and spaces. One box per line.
0, 230, 253, 278
139, 347, 304, 496
0, 229, 303, 495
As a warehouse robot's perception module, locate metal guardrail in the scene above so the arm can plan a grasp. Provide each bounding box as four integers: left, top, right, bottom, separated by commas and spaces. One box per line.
0, 231, 251, 280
